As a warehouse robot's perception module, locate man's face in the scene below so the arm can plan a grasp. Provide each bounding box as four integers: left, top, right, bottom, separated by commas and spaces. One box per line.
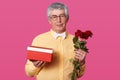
48, 9, 68, 33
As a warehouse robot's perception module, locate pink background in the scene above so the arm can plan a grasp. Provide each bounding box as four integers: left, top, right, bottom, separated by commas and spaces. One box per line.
0, 0, 120, 80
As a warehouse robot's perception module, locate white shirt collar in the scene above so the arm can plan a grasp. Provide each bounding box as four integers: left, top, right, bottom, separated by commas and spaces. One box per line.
54, 32, 66, 39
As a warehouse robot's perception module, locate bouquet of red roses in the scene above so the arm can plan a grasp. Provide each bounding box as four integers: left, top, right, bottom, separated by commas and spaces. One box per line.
73, 30, 93, 52
70, 30, 93, 80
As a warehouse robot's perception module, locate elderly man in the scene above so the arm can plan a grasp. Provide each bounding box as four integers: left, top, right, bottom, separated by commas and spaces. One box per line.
25, 2, 86, 80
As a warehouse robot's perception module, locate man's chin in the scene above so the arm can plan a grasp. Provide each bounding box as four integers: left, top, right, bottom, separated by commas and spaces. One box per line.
56, 29, 65, 33
56, 25, 63, 28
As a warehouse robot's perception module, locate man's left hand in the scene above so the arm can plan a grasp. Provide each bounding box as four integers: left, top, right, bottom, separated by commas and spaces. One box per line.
74, 49, 87, 62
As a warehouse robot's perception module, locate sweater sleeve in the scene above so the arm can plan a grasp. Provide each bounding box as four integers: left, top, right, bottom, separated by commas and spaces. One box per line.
76, 60, 86, 78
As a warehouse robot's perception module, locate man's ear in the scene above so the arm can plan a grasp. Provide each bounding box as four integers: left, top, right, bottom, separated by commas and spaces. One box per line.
66, 17, 69, 23
66, 16, 69, 23
48, 19, 52, 24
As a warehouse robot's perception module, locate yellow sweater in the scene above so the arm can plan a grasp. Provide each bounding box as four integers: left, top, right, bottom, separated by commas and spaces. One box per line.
25, 30, 85, 80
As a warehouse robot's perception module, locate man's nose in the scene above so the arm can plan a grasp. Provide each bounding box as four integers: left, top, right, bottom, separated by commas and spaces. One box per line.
57, 16, 61, 22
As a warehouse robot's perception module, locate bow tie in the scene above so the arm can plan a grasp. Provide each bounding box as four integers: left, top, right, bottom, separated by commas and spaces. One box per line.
54, 32, 66, 39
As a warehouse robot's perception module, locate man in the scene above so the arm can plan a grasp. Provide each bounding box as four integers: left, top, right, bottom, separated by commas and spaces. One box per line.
25, 2, 86, 80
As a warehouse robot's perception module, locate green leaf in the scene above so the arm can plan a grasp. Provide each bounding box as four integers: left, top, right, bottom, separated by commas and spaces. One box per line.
74, 45, 79, 49
71, 72, 75, 80
73, 37, 78, 44
69, 59, 74, 63
79, 41, 86, 45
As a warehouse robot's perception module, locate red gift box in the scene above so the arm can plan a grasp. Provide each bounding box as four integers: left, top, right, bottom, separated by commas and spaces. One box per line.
27, 46, 53, 62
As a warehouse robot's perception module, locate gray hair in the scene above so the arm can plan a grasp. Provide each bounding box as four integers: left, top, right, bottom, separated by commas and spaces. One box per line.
47, 2, 69, 19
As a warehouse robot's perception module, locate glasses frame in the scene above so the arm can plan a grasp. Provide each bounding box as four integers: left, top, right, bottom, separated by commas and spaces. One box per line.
49, 14, 66, 21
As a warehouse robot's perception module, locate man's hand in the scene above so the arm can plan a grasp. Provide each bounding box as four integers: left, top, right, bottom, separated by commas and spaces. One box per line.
30, 60, 46, 67
74, 49, 87, 62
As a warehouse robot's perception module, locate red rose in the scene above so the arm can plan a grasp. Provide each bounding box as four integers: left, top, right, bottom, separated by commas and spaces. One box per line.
85, 30, 93, 37
80, 30, 93, 39
75, 30, 93, 40
75, 30, 82, 37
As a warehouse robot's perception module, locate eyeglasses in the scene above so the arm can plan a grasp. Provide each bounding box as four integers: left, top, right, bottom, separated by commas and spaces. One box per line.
50, 14, 66, 21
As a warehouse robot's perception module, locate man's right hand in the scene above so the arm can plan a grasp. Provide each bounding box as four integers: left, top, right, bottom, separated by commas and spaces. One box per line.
30, 60, 46, 67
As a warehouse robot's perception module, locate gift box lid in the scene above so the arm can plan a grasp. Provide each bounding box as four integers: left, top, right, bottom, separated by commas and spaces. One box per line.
27, 46, 53, 53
